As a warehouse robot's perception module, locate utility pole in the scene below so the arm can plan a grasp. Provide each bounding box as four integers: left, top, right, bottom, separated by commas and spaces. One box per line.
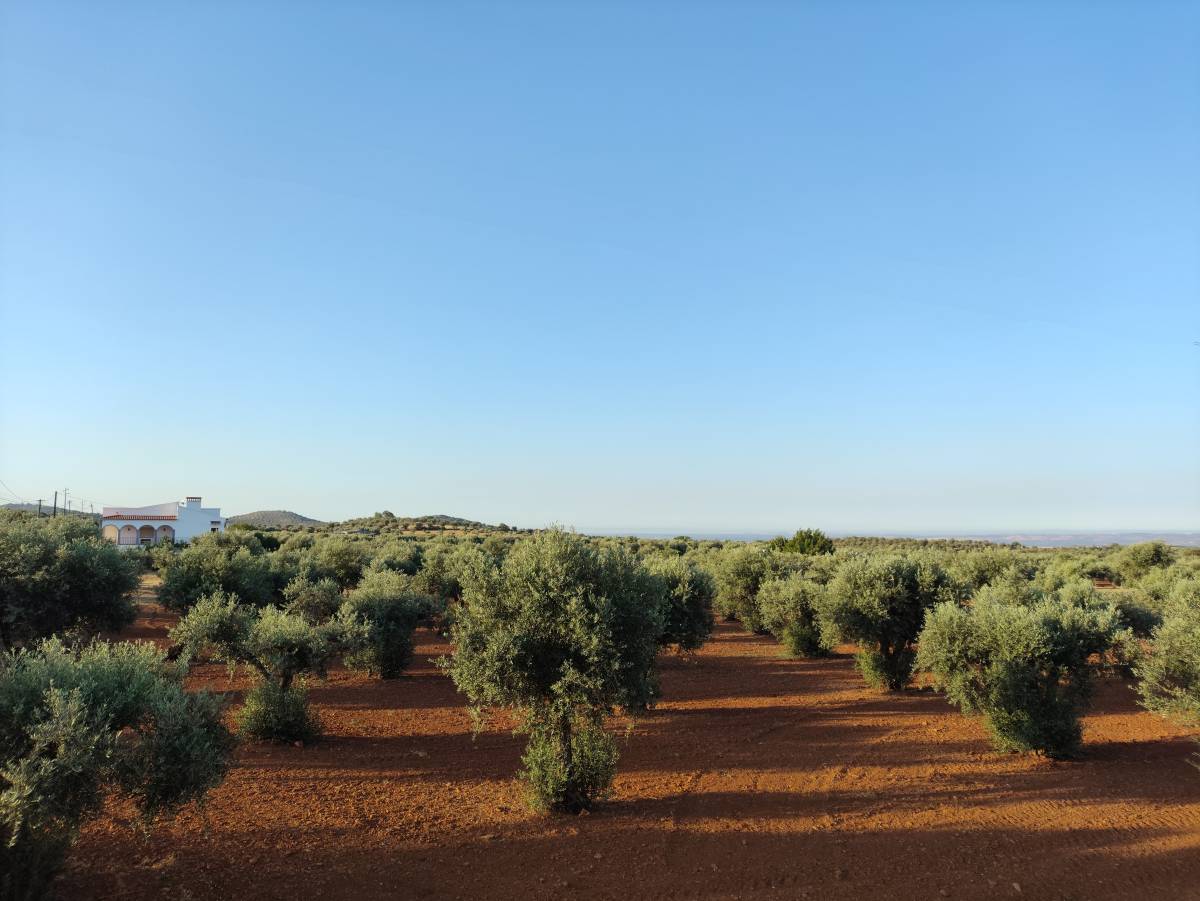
37, 499, 42, 517
52, 491, 57, 517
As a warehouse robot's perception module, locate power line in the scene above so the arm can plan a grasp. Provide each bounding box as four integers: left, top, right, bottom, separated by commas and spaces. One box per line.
0, 478, 27, 504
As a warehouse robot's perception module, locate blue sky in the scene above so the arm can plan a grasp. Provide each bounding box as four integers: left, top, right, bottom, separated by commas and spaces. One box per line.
2, 1, 1198, 533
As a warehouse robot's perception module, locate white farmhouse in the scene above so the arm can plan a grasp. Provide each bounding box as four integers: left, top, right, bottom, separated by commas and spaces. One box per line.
101, 496, 226, 546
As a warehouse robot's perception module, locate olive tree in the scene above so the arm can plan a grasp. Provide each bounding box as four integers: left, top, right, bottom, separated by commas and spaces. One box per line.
0, 513, 139, 651
340, 569, 423, 678
917, 595, 1124, 757
1136, 580, 1200, 729
299, 538, 368, 590
769, 528, 835, 556
157, 536, 275, 612
1, 638, 233, 901
445, 530, 664, 813
171, 591, 365, 743
282, 576, 344, 624
757, 573, 829, 657
818, 554, 957, 689
1115, 541, 1175, 583
644, 555, 715, 652
713, 546, 773, 632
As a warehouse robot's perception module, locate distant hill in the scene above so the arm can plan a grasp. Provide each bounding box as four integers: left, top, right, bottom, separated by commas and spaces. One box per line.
228, 510, 325, 528
329, 511, 518, 535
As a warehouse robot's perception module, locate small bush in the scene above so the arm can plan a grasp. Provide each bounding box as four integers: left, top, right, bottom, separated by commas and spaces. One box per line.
1116, 541, 1175, 582
1136, 580, 1200, 727
340, 570, 422, 678
1105, 588, 1162, 638
520, 716, 618, 812
756, 574, 829, 657
300, 538, 367, 589
446, 529, 663, 813
237, 682, 319, 743
768, 528, 835, 556
713, 547, 774, 632
0, 513, 138, 650
0, 638, 233, 901
917, 596, 1123, 757
158, 538, 274, 612
282, 576, 344, 624
645, 556, 715, 652
171, 592, 366, 742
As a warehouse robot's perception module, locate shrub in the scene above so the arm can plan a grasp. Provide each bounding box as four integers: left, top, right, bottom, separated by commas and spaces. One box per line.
1105, 588, 1162, 638
411, 539, 484, 604
282, 576, 344, 624
713, 547, 773, 632
236, 682, 319, 744
301, 538, 368, 589
819, 554, 957, 689
157, 538, 274, 612
1115, 541, 1175, 583
0, 513, 139, 650
0, 638, 233, 901
917, 596, 1124, 757
171, 592, 366, 742
340, 570, 423, 678
756, 574, 829, 657
446, 529, 664, 812
369, 540, 423, 576
645, 556, 715, 652
1136, 580, 1200, 728
768, 528, 835, 556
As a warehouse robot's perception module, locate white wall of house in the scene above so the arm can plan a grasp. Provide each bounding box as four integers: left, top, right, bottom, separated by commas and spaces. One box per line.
101, 496, 226, 545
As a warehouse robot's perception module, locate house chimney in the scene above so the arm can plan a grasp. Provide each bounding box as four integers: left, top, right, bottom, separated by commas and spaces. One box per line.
186, 496, 201, 508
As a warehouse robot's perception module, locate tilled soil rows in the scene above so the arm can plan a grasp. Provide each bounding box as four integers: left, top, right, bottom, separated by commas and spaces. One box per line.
63, 600, 1200, 901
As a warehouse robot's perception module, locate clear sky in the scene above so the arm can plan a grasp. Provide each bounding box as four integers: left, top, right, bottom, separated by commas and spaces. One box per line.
2, 1, 1198, 533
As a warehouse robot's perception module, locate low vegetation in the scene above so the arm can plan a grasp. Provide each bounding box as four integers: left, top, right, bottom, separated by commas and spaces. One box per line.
1136, 580, 1200, 738
4, 506, 1199, 895
170, 591, 366, 743
445, 530, 664, 812
0, 638, 233, 901
0, 512, 139, 651
917, 592, 1126, 757
818, 554, 958, 689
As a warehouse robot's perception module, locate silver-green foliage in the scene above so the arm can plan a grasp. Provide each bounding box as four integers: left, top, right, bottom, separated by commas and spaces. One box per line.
341, 569, 423, 678
445, 529, 664, 812
1136, 580, 1200, 729
0, 513, 139, 651
171, 591, 366, 741
756, 573, 829, 657
917, 594, 1124, 758
157, 534, 275, 612
819, 554, 958, 690
282, 576, 344, 624
644, 556, 715, 652
0, 639, 233, 901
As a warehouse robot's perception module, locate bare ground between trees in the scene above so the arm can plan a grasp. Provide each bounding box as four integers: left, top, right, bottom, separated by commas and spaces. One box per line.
62, 584, 1200, 901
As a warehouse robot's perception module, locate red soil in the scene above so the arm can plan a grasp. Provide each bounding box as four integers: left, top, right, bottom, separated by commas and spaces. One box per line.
63, 595, 1200, 901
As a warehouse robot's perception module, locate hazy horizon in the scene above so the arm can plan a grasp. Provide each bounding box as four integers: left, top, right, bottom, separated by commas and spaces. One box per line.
2, 2, 1198, 531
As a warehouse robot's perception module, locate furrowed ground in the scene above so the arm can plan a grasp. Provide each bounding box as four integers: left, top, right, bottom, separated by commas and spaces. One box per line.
63, 582, 1200, 901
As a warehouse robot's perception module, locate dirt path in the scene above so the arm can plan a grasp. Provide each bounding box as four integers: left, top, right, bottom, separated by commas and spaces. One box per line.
63, 605, 1200, 901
